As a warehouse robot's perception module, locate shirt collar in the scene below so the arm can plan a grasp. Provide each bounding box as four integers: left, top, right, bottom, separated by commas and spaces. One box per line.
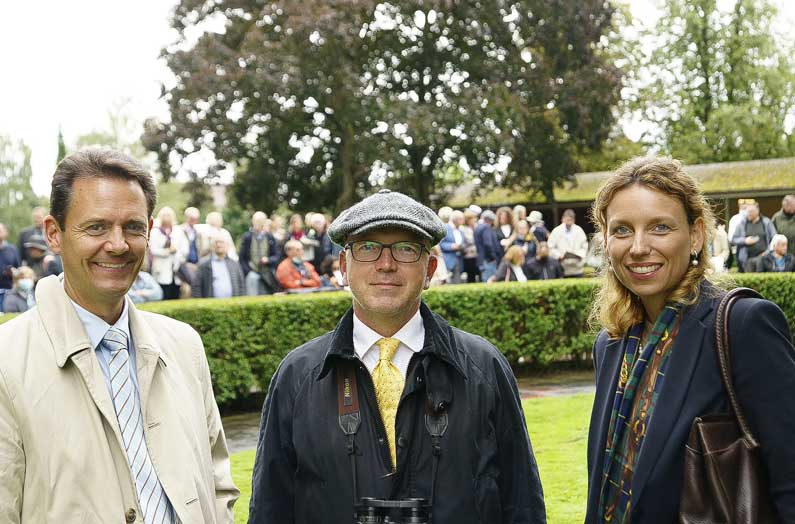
353, 308, 424, 360
69, 296, 131, 350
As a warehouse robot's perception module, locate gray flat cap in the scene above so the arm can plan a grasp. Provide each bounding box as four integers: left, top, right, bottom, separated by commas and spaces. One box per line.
329, 189, 446, 246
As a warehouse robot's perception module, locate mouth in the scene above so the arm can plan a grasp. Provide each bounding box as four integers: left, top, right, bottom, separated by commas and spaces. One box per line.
625, 263, 662, 279
93, 261, 132, 270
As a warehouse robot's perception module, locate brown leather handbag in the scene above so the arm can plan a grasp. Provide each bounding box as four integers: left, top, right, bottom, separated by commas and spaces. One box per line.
678, 287, 778, 523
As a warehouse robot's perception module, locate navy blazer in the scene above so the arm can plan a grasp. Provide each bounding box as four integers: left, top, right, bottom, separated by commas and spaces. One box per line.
586, 289, 795, 524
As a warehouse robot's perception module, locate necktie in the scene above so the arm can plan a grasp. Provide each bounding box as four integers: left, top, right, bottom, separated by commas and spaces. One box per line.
372, 337, 404, 470
101, 327, 177, 524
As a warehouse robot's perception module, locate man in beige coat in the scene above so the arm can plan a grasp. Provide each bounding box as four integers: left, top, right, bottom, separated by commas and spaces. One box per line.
0, 149, 238, 523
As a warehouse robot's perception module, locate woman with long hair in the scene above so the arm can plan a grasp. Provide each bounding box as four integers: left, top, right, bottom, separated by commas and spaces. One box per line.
585, 157, 795, 523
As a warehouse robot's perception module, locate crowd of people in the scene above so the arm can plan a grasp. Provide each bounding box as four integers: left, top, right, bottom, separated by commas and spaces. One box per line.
1, 194, 794, 314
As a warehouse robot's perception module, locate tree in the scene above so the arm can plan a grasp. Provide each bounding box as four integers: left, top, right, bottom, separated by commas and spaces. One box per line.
74, 98, 152, 162
152, 1, 624, 212
0, 135, 45, 244
633, 0, 795, 162
56, 126, 67, 164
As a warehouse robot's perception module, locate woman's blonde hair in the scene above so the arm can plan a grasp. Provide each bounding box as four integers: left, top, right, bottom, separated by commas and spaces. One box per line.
504, 245, 525, 266
589, 156, 717, 337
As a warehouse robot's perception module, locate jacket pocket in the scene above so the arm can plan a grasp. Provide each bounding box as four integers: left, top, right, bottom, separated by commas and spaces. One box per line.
473, 473, 503, 524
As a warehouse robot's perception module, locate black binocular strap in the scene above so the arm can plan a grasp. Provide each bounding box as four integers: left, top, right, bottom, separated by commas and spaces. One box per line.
337, 361, 362, 506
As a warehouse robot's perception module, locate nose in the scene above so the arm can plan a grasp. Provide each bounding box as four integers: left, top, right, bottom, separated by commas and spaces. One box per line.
105, 225, 130, 254
629, 231, 651, 257
373, 246, 398, 271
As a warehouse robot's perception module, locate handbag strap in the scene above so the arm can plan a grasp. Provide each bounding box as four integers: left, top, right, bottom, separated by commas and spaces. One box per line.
714, 286, 763, 446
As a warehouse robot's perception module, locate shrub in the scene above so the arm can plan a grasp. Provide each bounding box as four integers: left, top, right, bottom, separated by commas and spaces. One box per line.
2, 274, 793, 407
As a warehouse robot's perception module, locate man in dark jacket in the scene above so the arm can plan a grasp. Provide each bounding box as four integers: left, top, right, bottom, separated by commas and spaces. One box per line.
239, 211, 281, 295
249, 190, 546, 524
191, 236, 245, 298
474, 209, 502, 282
524, 242, 564, 280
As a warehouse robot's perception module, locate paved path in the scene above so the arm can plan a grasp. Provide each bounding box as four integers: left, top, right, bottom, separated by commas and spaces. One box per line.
223, 374, 595, 453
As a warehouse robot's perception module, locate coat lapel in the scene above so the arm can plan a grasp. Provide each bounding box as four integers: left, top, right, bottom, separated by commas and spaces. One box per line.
593, 335, 626, 474
127, 305, 167, 416
630, 297, 716, 507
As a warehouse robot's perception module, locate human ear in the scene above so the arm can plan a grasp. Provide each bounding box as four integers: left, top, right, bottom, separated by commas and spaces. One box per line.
43, 215, 63, 255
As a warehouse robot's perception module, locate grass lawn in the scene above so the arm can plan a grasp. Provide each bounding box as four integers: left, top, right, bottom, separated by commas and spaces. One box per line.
230, 392, 594, 524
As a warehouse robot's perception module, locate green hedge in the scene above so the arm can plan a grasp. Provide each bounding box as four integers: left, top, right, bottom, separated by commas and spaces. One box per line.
2, 274, 793, 407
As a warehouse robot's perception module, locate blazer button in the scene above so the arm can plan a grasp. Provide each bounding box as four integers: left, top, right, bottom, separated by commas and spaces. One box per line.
378, 437, 386, 446
125, 508, 137, 523
397, 436, 408, 448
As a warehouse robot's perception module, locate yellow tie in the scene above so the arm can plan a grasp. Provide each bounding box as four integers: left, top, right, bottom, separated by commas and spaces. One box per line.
372, 337, 404, 470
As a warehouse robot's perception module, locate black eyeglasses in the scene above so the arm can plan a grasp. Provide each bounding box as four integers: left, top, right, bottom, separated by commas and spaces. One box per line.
345, 240, 429, 263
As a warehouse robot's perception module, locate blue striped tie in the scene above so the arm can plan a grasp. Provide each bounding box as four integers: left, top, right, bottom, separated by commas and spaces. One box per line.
101, 326, 177, 524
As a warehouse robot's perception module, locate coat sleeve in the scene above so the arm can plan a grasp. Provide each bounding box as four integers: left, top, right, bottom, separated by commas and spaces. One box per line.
196, 337, 240, 523
0, 368, 24, 523
493, 354, 547, 523
730, 298, 795, 522
248, 364, 296, 524
239, 233, 252, 276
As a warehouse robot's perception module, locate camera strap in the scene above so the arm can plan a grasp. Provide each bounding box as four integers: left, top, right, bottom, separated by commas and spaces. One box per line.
337, 360, 362, 506
337, 358, 450, 516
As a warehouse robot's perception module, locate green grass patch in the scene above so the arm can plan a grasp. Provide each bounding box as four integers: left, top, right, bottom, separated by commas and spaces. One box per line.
229, 392, 594, 523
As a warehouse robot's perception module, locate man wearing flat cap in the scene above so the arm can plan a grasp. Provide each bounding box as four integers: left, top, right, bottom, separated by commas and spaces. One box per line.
249, 189, 546, 523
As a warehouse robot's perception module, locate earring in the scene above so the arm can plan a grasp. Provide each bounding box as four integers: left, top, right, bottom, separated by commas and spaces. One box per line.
690, 251, 699, 266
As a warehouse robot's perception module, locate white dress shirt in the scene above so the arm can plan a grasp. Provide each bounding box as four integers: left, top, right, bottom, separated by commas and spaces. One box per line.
353, 309, 425, 379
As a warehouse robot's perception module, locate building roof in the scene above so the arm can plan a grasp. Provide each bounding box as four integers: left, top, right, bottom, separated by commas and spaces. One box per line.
449, 157, 795, 207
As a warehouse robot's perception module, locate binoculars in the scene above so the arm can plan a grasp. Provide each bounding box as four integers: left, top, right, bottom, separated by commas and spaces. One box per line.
354, 497, 430, 523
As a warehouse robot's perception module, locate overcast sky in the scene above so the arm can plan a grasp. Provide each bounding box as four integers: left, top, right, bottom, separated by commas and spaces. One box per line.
1, 0, 793, 196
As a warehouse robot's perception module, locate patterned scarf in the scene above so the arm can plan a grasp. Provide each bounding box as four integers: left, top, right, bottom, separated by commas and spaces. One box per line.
598, 303, 682, 523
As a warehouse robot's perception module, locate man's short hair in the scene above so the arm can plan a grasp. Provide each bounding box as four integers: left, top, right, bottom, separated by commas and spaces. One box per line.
562, 209, 576, 219
284, 239, 303, 252
50, 149, 157, 228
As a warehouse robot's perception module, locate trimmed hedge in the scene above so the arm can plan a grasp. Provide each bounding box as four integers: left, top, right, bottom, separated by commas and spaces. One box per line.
2, 274, 793, 407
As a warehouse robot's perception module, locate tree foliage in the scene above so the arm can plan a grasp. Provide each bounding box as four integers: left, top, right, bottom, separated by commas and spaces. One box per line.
633, 0, 795, 163
150, 1, 624, 212
0, 135, 46, 243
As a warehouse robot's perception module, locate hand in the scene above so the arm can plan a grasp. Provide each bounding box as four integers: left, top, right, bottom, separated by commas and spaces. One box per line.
745, 236, 759, 245
169, 245, 177, 253
260, 256, 269, 265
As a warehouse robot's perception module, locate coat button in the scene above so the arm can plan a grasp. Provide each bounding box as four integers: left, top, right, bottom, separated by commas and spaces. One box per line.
378, 437, 386, 446
397, 436, 408, 448
125, 508, 137, 523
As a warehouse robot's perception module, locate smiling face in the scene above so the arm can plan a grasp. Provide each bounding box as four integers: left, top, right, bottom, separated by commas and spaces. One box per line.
340, 228, 437, 335
604, 184, 704, 320
45, 176, 152, 322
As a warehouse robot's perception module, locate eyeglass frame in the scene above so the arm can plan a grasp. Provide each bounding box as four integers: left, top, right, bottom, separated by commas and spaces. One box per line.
344, 240, 430, 263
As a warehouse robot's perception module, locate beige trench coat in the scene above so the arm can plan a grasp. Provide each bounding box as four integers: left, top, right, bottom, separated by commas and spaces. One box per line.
0, 276, 238, 523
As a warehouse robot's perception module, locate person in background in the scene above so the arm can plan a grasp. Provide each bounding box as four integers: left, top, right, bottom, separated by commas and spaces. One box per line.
474, 209, 501, 282
730, 201, 776, 272
127, 270, 163, 304
22, 233, 57, 281
286, 213, 306, 253
309, 213, 333, 270
176, 206, 204, 298
524, 242, 564, 280
0, 223, 21, 311
490, 244, 528, 282
17, 206, 46, 267
528, 210, 549, 236
2, 266, 36, 313
709, 223, 730, 272
429, 245, 451, 285
239, 211, 281, 296
440, 209, 465, 283
513, 204, 527, 224
756, 234, 795, 273
192, 236, 245, 298
460, 209, 480, 282
202, 211, 238, 261
318, 254, 344, 288
771, 194, 795, 256
511, 219, 538, 259
275, 239, 322, 290
270, 213, 287, 247
585, 156, 795, 524
495, 206, 514, 254
726, 198, 751, 270
149, 206, 184, 300
547, 208, 588, 277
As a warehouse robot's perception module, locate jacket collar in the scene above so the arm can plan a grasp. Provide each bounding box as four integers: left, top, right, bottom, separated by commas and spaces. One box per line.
35, 275, 166, 368
317, 302, 467, 380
